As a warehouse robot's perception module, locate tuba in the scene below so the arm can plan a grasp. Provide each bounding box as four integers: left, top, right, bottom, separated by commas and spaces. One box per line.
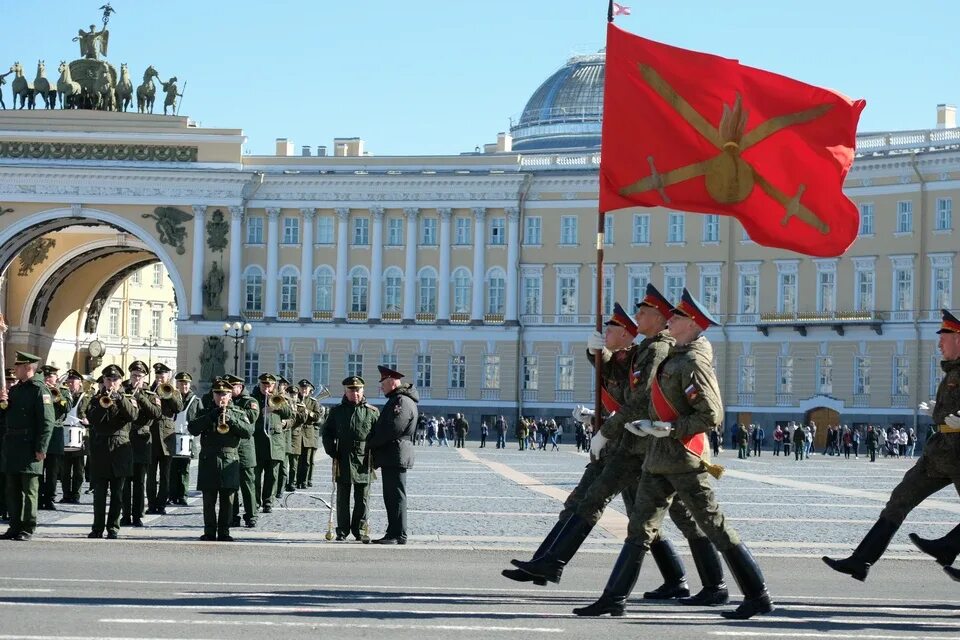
268, 393, 285, 411
312, 384, 331, 401
49, 386, 67, 406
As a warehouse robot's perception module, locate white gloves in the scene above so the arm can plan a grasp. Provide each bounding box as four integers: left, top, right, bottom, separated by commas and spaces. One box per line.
572, 405, 596, 425
918, 401, 936, 416
649, 421, 674, 438
945, 413, 960, 428
586, 330, 605, 354
590, 432, 609, 458
625, 419, 652, 437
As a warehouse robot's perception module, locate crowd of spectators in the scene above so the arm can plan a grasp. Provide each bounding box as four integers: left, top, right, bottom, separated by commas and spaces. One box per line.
724, 422, 920, 462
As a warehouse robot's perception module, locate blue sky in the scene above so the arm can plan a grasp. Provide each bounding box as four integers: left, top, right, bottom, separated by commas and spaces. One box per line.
2, 1, 952, 155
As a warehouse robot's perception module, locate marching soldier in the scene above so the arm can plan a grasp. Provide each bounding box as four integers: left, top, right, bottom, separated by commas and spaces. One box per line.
275, 376, 293, 498
60, 369, 89, 504
121, 361, 161, 527
284, 384, 304, 492
0, 367, 17, 522
148, 362, 183, 514
168, 372, 202, 506
322, 376, 379, 541
368, 365, 418, 545
825, 308, 960, 583
297, 379, 325, 489
251, 373, 290, 513
0, 353, 55, 540
86, 364, 138, 539
188, 378, 253, 541
225, 374, 260, 527
39, 364, 69, 510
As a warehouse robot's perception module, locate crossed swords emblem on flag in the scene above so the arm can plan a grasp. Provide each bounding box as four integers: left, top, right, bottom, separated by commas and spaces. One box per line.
618, 63, 834, 234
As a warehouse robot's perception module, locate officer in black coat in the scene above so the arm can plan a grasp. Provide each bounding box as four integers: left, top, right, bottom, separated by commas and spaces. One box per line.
367, 365, 418, 544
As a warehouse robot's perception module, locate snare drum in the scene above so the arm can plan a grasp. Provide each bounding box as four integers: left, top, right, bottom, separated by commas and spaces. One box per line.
64, 426, 85, 452
174, 433, 193, 458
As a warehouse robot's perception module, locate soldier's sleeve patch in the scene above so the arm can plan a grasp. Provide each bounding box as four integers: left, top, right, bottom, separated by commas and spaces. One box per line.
42, 393, 53, 405
250, 401, 258, 411
685, 384, 700, 401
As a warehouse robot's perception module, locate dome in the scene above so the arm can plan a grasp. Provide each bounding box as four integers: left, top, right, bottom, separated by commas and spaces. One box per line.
510, 51, 604, 152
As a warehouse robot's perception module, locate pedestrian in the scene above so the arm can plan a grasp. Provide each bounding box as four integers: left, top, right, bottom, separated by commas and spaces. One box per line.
495, 415, 507, 449
737, 424, 748, 459
479, 421, 488, 448
710, 426, 721, 457
59, 369, 89, 505
454, 413, 469, 448
772, 425, 783, 456
793, 424, 806, 461
866, 425, 878, 462
517, 418, 528, 451
842, 426, 853, 459
906, 428, 916, 458
782, 423, 792, 458
853, 427, 861, 458
436, 417, 448, 447
751, 424, 764, 457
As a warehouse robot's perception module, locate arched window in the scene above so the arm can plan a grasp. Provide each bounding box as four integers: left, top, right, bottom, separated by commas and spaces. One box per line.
452, 267, 471, 314
486, 268, 506, 315
243, 266, 264, 312
280, 266, 299, 313
350, 266, 369, 313
383, 267, 403, 313
314, 266, 334, 312
418, 267, 437, 314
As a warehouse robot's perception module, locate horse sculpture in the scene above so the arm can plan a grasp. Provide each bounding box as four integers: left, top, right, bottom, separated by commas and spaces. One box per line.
93, 68, 115, 111
10, 62, 34, 110
33, 60, 57, 109
57, 60, 81, 109
136, 65, 159, 114
116, 63, 133, 112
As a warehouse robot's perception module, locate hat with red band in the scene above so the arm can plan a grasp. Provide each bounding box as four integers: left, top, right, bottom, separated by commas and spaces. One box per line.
937, 309, 960, 334
672, 288, 719, 331
636, 283, 673, 319
605, 302, 638, 338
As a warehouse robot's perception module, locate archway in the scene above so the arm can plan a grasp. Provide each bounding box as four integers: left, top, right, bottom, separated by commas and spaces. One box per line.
804, 407, 841, 450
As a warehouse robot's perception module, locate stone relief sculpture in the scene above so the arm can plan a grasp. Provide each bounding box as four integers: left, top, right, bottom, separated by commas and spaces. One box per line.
206, 209, 228, 252
18, 237, 56, 276
199, 336, 226, 383
141, 206, 192, 254
203, 261, 224, 311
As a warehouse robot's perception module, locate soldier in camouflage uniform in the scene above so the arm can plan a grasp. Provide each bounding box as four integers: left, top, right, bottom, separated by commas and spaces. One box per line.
826, 309, 960, 584
297, 379, 325, 489
59, 370, 89, 504
0, 352, 56, 540
251, 373, 291, 512
121, 361, 162, 527
38, 365, 70, 510
572, 290, 773, 620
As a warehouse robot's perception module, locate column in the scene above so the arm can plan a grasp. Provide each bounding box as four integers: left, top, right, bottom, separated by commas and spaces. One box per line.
402, 207, 419, 323
368, 206, 384, 323
505, 206, 520, 325
334, 207, 350, 320
190, 205, 206, 319
437, 207, 452, 324
299, 207, 316, 321
227, 206, 244, 319
264, 207, 280, 321
471, 206, 486, 324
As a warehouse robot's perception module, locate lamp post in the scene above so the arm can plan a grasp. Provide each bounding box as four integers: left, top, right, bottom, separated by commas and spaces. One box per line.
224, 321, 253, 377
142, 333, 159, 383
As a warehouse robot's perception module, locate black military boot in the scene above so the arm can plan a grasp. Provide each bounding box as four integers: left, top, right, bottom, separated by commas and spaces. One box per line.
822, 518, 898, 581
679, 537, 729, 606
642, 538, 690, 599
572, 541, 644, 617
909, 523, 960, 566
720, 544, 774, 620
945, 565, 960, 582
510, 519, 566, 568
513, 514, 593, 583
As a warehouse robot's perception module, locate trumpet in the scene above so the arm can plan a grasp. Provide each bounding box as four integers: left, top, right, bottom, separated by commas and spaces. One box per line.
157, 382, 176, 400
216, 408, 230, 434
98, 393, 115, 409
268, 393, 285, 410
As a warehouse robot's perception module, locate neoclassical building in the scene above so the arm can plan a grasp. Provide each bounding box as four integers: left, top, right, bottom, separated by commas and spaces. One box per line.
1, 52, 958, 443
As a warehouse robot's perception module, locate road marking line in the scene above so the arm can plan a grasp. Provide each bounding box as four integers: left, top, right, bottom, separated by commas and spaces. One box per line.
711, 632, 953, 639
100, 618, 563, 633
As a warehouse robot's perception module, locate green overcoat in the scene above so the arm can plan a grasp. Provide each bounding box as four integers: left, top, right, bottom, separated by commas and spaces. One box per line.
84, 392, 139, 479
188, 404, 253, 491
322, 396, 380, 483
0, 375, 56, 475
233, 393, 260, 469
251, 388, 292, 463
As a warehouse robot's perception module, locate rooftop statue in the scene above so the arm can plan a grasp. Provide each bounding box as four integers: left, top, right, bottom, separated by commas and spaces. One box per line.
74, 24, 109, 61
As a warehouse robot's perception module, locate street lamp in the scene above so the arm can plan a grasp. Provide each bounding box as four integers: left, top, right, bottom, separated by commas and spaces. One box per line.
142, 333, 159, 382
224, 321, 253, 377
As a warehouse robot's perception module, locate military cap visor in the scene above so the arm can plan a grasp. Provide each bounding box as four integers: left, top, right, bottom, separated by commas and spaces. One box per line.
13, 351, 42, 365
672, 288, 719, 330
128, 360, 149, 374
174, 372, 193, 382
377, 365, 404, 381
102, 364, 124, 379
298, 379, 314, 387
937, 309, 960, 334
39, 365, 60, 376
257, 373, 277, 383
211, 379, 232, 393
605, 302, 638, 338
153, 362, 172, 373
342, 375, 365, 388
277, 376, 290, 386
65, 369, 83, 380
223, 374, 244, 385
636, 283, 674, 319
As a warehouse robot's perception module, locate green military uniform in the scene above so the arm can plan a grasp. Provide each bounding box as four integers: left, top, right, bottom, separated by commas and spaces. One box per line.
86, 365, 139, 538
0, 369, 13, 521
121, 376, 162, 525
322, 379, 379, 540
39, 372, 70, 509
297, 382, 325, 488
188, 385, 253, 541
284, 392, 304, 492
169, 384, 202, 504
1, 354, 56, 540
230, 388, 260, 527
148, 366, 184, 513
60, 373, 90, 504
251, 376, 291, 512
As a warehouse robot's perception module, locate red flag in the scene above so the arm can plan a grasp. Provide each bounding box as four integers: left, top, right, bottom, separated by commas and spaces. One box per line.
600, 24, 865, 257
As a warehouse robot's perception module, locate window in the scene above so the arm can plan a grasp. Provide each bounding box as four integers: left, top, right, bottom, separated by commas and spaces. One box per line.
277, 353, 294, 382
600, 272, 615, 316
524, 216, 541, 245
129, 308, 141, 337
383, 267, 403, 313
667, 213, 685, 244
130, 270, 141, 285
897, 200, 913, 233
282, 218, 300, 244
482, 355, 500, 389
629, 268, 651, 307
779, 272, 798, 315
108, 306, 120, 335
315, 267, 334, 312
560, 216, 578, 245
777, 356, 793, 394
452, 268, 471, 314
854, 263, 875, 312
665, 271, 685, 306
152, 264, 163, 287
932, 258, 952, 310
739, 355, 755, 393
151, 309, 162, 337
350, 267, 368, 313
632, 214, 650, 244
557, 356, 575, 391
859, 203, 874, 236
244, 352, 259, 386
558, 275, 578, 315
317, 216, 334, 244
522, 272, 542, 316
854, 356, 870, 395
936, 198, 952, 231
310, 353, 329, 387
930, 354, 945, 397
346, 353, 363, 379
353, 217, 369, 246
702, 215, 719, 243
603, 216, 614, 246
817, 356, 833, 394
244, 270, 263, 312
523, 356, 539, 390
387, 218, 403, 246
449, 355, 466, 389
420, 218, 438, 246
380, 354, 397, 376
817, 266, 836, 314
280, 267, 299, 313
893, 356, 909, 396
487, 269, 506, 314
416, 355, 432, 388
246, 216, 264, 244
894, 264, 913, 312
489, 217, 505, 245
701, 271, 720, 315
737, 265, 759, 315
418, 269, 437, 313
455, 217, 472, 245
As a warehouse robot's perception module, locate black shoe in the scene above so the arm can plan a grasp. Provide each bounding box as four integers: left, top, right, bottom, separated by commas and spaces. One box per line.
945, 565, 960, 582
155, 507, 167, 516
336, 534, 347, 541
244, 519, 257, 529
262, 505, 272, 514
909, 526, 960, 566
285, 485, 295, 493
510, 519, 568, 569
232, 517, 242, 528
0, 529, 19, 540
145, 506, 157, 515
501, 568, 548, 586
120, 516, 132, 526
822, 518, 898, 582
15, 531, 32, 541
721, 544, 774, 620
514, 514, 593, 583
679, 537, 729, 606
680, 585, 730, 606
58, 497, 71, 504
643, 539, 690, 599
106, 531, 119, 540
372, 536, 399, 545
175, 498, 189, 506
573, 541, 644, 617
307, 482, 313, 487
218, 534, 234, 542
132, 519, 144, 528
199, 534, 216, 541
88, 530, 104, 539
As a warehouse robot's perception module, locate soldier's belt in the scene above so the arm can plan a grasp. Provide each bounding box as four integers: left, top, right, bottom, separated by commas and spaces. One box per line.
938, 424, 960, 434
